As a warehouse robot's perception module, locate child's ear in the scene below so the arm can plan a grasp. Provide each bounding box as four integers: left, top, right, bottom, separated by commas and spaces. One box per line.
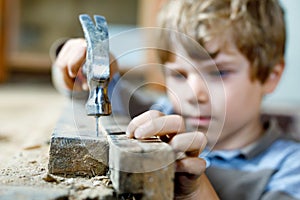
263, 61, 285, 94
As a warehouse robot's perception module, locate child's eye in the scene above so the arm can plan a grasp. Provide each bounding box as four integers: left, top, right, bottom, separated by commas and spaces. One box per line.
170, 71, 187, 80
210, 70, 230, 77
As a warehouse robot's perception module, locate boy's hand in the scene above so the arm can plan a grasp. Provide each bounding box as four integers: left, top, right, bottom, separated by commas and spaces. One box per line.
52, 38, 118, 93
126, 110, 214, 199
53, 38, 88, 92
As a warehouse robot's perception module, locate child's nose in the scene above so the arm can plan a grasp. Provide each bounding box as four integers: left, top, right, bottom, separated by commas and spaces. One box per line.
188, 74, 209, 104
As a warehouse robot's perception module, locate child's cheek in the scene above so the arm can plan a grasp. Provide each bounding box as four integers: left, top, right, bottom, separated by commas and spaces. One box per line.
167, 90, 182, 114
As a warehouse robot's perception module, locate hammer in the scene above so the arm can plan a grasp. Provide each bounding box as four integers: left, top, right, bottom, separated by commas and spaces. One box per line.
79, 14, 112, 136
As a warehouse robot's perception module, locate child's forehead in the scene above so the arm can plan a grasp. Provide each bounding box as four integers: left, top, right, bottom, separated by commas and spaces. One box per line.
167, 33, 239, 63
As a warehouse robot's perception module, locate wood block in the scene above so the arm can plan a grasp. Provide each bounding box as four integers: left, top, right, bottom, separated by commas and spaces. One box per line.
100, 116, 175, 200
48, 132, 108, 177
48, 100, 109, 177
48, 100, 175, 199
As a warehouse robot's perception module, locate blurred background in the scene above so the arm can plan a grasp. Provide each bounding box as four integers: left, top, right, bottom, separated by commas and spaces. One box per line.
0, 0, 299, 100
0, 0, 166, 84
0, 0, 299, 156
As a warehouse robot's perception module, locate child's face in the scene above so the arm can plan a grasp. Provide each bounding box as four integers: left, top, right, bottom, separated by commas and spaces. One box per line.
164, 39, 270, 149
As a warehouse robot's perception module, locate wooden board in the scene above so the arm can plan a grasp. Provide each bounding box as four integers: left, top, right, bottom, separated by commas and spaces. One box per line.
48, 100, 175, 199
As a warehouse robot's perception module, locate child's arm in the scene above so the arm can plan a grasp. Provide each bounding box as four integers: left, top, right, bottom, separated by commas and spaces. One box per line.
126, 110, 219, 199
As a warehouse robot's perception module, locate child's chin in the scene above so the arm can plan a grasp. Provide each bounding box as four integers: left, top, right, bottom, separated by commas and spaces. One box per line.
185, 122, 209, 133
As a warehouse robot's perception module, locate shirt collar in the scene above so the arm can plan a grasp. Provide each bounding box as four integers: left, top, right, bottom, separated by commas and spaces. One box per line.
240, 118, 281, 159
204, 149, 240, 161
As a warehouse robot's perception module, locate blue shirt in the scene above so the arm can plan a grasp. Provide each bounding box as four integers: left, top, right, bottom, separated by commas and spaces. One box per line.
202, 120, 300, 199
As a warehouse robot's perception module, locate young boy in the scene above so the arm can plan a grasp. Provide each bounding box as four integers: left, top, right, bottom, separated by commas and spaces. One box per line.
52, 0, 300, 199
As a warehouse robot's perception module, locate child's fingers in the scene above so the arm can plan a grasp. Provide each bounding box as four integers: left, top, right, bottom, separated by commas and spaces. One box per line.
61, 67, 75, 90
55, 39, 73, 69
176, 157, 206, 176
126, 110, 165, 138
66, 43, 86, 78
169, 132, 207, 156
131, 114, 185, 139
55, 38, 86, 78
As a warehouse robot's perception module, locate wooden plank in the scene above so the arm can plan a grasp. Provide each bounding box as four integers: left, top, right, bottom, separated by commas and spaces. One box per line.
100, 115, 175, 199
48, 100, 109, 177
48, 99, 175, 199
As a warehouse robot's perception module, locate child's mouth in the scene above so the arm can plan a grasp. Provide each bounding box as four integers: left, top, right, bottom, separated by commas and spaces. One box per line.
186, 116, 212, 127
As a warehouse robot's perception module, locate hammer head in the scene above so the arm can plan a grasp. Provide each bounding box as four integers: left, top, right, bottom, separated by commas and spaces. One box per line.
86, 81, 111, 116
79, 14, 111, 117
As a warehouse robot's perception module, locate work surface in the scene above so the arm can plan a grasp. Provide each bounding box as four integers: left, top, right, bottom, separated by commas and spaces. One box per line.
0, 83, 118, 199
0, 83, 64, 166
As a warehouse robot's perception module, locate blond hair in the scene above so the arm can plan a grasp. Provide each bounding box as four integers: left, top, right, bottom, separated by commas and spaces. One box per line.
157, 0, 286, 83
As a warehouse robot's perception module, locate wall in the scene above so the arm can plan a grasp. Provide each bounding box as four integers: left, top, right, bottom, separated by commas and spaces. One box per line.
265, 0, 300, 106
18, 0, 138, 54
